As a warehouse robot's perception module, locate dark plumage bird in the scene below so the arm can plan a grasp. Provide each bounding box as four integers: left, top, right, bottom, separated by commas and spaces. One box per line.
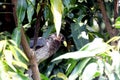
30, 33, 64, 64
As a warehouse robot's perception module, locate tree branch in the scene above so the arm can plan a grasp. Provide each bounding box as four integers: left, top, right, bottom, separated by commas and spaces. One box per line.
11, 0, 41, 80
21, 27, 41, 80
114, 0, 119, 21
97, 0, 118, 37
33, 0, 45, 49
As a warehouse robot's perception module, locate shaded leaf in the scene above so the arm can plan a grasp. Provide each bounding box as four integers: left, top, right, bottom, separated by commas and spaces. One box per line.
40, 73, 49, 80
27, 0, 35, 23
17, 0, 27, 23
71, 23, 89, 50
12, 27, 21, 47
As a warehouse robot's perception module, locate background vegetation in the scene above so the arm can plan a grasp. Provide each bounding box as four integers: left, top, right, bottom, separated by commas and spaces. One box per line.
0, 0, 120, 80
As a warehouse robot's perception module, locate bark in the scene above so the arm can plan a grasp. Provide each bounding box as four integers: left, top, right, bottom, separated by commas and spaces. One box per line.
114, 0, 119, 21
33, 0, 45, 49
97, 0, 119, 37
21, 27, 40, 80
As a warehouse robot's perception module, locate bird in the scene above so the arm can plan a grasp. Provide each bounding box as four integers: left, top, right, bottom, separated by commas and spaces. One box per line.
26, 33, 65, 80
29, 33, 65, 64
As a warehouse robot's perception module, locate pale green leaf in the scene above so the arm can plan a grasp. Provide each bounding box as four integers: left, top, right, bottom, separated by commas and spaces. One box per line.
110, 51, 120, 79
56, 72, 68, 80
82, 63, 98, 80
12, 60, 28, 69
115, 17, 120, 28
68, 58, 90, 80
104, 62, 115, 80
52, 51, 96, 61
0, 40, 6, 53
13, 46, 29, 62
4, 50, 17, 72
50, 0, 64, 36
52, 38, 111, 61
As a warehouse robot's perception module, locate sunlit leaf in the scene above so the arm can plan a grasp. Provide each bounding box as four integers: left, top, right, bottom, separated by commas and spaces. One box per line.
110, 51, 120, 79
82, 63, 98, 80
4, 50, 17, 72
9, 45, 19, 61
52, 38, 111, 61
57, 72, 68, 80
69, 58, 90, 80
12, 60, 28, 69
115, 17, 120, 28
13, 46, 29, 62
52, 51, 96, 61
0, 40, 6, 53
50, 0, 64, 36
8, 72, 29, 80
104, 62, 115, 80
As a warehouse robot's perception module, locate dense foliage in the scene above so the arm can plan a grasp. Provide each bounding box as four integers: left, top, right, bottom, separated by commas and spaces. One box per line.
0, 0, 120, 80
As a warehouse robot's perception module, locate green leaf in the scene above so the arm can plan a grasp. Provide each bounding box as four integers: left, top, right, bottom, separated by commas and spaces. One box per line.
52, 51, 96, 61
8, 72, 29, 80
40, 73, 49, 80
82, 62, 98, 80
66, 59, 77, 76
68, 58, 91, 80
104, 62, 115, 80
12, 60, 28, 69
56, 72, 68, 80
110, 51, 120, 79
17, 0, 27, 23
71, 23, 89, 50
4, 50, 17, 72
13, 45, 29, 62
115, 17, 120, 28
44, 5, 53, 21
27, 0, 35, 23
42, 25, 54, 38
45, 63, 55, 77
12, 27, 21, 47
50, 0, 64, 36
0, 40, 6, 54
52, 38, 111, 61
